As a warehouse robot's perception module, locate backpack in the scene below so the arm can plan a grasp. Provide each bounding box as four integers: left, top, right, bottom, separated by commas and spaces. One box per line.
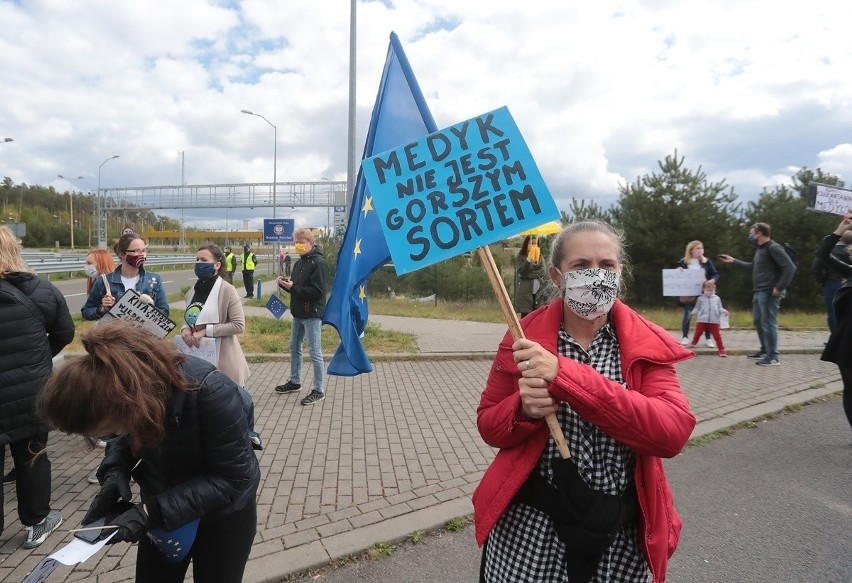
773, 241, 798, 277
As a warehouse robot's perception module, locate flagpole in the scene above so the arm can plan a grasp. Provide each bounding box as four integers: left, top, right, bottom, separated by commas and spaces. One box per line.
346, 0, 357, 225
476, 246, 571, 459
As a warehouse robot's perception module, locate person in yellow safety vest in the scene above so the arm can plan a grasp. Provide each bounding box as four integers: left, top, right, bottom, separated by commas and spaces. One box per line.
241, 245, 257, 299
222, 246, 237, 284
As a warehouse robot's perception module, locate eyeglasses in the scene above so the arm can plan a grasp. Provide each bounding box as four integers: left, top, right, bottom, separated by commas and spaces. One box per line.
125, 248, 148, 255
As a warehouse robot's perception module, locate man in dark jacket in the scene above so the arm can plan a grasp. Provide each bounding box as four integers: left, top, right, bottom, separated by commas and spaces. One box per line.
274, 228, 329, 405
719, 222, 796, 366
0, 226, 74, 548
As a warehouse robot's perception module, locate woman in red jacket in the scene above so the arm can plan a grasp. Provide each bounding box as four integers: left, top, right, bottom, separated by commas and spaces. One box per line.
474, 221, 696, 583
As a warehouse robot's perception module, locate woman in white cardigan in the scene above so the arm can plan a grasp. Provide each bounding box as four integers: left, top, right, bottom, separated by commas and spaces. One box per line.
180, 243, 260, 449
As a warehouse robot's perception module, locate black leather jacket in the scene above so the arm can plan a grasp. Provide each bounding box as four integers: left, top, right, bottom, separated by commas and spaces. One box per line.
98, 357, 260, 530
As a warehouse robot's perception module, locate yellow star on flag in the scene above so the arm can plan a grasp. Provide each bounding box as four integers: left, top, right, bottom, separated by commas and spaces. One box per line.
362, 196, 374, 217
353, 238, 362, 259
358, 285, 367, 302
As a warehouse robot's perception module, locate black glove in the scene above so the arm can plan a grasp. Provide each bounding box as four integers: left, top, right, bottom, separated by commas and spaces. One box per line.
83, 469, 132, 525
106, 503, 149, 544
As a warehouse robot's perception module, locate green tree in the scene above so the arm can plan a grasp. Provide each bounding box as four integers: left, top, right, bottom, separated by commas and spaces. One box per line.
610, 150, 742, 305
561, 198, 612, 223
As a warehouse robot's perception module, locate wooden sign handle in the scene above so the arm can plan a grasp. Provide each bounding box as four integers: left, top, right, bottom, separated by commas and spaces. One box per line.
477, 246, 571, 459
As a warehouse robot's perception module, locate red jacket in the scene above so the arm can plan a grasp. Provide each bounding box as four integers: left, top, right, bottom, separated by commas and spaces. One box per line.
473, 299, 695, 582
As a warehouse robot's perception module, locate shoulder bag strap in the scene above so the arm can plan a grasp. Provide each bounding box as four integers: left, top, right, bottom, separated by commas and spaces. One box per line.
0, 278, 46, 327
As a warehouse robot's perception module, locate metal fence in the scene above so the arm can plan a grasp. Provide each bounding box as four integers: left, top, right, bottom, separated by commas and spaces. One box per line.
24, 253, 197, 275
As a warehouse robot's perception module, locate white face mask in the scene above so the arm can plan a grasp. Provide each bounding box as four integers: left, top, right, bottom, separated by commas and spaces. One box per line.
558, 268, 620, 320
84, 264, 100, 279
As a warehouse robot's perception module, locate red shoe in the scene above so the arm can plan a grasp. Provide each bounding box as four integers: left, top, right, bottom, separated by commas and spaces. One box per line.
719, 351, 727, 357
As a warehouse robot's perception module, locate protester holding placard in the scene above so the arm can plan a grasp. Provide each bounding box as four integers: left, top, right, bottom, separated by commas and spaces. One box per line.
474, 221, 695, 583
674, 240, 719, 346
180, 243, 261, 449
81, 233, 169, 321
0, 225, 74, 549
812, 229, 852, 334
817, 212, 852, 435
514, 236, 546, 318
38, 320, 260, 583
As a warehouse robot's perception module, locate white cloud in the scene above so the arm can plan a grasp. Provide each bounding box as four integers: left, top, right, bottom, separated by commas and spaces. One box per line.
2, 0, 852, 231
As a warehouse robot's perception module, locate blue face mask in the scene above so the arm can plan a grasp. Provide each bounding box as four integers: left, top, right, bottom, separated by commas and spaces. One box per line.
194, 262, 217, 280
748, 233, 758, 244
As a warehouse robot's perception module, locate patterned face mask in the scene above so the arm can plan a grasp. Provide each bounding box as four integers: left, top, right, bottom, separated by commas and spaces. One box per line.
557, 268, 620, 320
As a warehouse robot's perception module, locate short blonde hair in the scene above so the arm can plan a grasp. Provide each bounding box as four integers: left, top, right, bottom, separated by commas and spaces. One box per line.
0, 226, 32, 277
293, 227, 315, 244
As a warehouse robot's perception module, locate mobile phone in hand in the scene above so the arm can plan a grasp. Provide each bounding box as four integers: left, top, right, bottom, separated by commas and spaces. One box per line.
74, 518, 111, 544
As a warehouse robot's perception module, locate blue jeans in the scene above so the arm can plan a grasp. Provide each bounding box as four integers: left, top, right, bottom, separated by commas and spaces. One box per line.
752, 290, 781, 360
822, 280, 842, 333
237, 386, 258, 438
290, 317, 324, 394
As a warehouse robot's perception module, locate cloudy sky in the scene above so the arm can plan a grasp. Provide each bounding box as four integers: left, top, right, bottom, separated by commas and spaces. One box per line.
2, 0, 852, 231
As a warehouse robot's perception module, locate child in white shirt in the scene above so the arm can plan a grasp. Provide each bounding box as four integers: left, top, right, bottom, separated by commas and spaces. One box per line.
690, 280, 730, 357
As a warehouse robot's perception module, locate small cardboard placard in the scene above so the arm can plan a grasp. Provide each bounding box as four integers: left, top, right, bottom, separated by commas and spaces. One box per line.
662, 268, 706, 297
806, 182, 852, 216
99, 289, 177, 339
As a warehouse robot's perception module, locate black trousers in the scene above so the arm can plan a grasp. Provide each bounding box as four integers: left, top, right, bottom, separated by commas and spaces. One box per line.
242, 270, 254, 297
0, 432, 52, 532
135, 501, 257, 583
841, 366, 852, 431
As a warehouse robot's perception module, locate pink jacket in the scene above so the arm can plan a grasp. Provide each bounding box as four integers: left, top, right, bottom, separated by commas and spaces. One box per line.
473, 299, 695, 582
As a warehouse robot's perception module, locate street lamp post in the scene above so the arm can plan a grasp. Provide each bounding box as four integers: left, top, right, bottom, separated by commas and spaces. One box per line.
58, 174, 84, 250
97, 155, 120, 249
241, 109, 277, 218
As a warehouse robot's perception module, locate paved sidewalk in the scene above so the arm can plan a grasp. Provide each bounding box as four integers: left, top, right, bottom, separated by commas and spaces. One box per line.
0, 316, 841, 582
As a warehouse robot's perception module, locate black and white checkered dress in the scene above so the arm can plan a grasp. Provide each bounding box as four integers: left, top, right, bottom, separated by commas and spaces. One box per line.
482, 322, 651, 582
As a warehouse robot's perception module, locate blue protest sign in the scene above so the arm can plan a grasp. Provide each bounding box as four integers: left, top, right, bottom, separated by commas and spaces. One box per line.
361, 106, 559, 274
264, 219, 295, 243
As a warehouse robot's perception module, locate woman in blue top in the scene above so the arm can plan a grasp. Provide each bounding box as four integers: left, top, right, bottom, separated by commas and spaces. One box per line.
81, 233, 169, 320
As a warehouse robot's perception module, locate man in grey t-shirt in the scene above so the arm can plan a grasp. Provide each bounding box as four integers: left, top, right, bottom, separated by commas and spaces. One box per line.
718, 222, 796, 366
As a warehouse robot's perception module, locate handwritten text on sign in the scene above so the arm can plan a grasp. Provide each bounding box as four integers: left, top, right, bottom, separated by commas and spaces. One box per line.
661, 268, 707, 296
362, 106, 559, 274
100, 289, 177, 339
806, 183, 852, 216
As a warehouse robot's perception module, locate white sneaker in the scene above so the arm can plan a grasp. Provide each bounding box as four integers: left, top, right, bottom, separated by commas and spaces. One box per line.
705, 338, 716, 348
680, 337, 689, 345
24, 512, 62, 549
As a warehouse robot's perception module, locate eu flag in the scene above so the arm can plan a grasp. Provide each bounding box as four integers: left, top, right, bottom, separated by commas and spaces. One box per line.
147, 519, 200, 564
266, 293, 288, 319
323, 32, 438, 376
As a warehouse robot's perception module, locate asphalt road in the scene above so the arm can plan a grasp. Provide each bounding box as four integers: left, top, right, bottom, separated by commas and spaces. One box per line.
288, 396, 851, 583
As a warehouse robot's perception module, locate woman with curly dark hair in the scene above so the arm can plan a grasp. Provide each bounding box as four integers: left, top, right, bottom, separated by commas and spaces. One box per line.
38, 320, 259, 582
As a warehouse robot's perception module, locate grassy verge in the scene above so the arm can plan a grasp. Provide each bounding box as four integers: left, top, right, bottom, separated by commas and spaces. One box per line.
64, 296, 826, 355
365, 297, 827, 330
65, 309, 417, 355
